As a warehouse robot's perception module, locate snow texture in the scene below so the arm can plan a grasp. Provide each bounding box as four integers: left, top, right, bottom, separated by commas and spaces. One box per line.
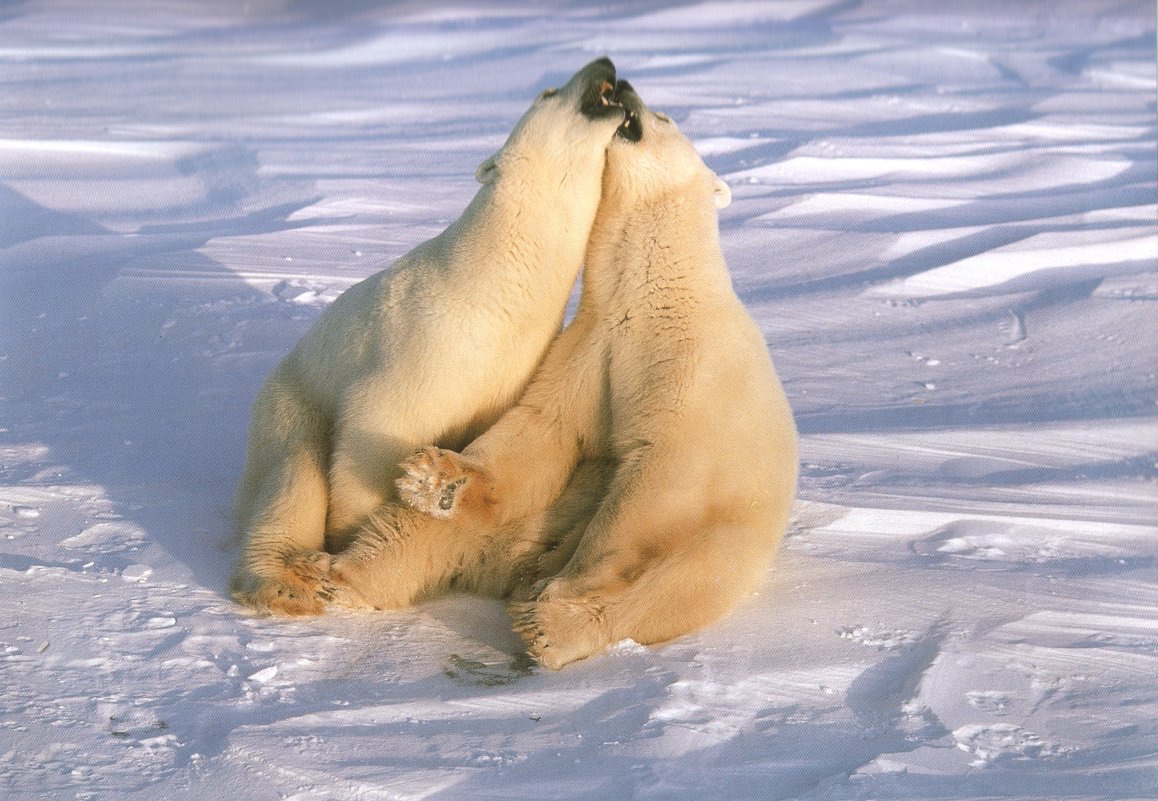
1, 1, 1155, 799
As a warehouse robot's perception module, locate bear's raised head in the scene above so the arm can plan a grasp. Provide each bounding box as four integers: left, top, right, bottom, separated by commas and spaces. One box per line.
475, 58, 625, 188
604, 80, 732, 211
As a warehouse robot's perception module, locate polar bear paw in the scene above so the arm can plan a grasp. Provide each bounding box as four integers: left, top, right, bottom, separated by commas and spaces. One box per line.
236, 581, 325, 617
233, 552, 335, 617
280, 549, 369, 610
510, 591, 609, 670
282, 549, 339, 602
397, 446, 483, 519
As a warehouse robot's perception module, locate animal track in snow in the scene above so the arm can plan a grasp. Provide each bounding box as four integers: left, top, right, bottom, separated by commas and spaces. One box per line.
905, 350, 942, 367
908, 518, 1138, 567
59, 521, 146, 555
965, 690, 1015, 716
838, 625, 920, 651
271, 278, 331, 304
953, 723, 1067, 767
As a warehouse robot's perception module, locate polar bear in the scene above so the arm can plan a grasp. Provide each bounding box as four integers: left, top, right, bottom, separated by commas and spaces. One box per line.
288, 81, 799, 668
231, 58, 626, 615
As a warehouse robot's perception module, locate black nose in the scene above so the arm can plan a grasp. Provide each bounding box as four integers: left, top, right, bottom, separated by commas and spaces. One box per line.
587, 56, 616, 85
613, 80, 641, 110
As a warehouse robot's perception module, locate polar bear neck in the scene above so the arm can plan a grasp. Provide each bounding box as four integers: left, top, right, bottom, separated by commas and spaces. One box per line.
441, 172, 601, 309
582, 188, 733, 309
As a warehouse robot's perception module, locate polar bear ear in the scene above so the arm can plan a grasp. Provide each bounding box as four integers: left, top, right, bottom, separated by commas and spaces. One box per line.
475, 154, 499, 185
712, 176, 732, 209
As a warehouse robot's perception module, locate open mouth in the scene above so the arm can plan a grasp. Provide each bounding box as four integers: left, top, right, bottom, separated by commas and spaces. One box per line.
600, 80, 616, 106
617, 105, 642, 142
581, 78, 624, 120
579, 58, 622, 120
612, 80, 643, 142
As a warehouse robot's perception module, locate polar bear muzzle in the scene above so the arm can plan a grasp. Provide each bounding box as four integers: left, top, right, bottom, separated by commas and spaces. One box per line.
612, 79, 644, 142
578, 56, 621, 120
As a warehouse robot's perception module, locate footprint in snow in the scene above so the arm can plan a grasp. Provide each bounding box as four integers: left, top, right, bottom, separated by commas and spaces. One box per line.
953, 723, 1067, 767
838, 624, 920, 651
965, 690, 1015, 716
272, 279, 329, 304
443, 653, 535, 687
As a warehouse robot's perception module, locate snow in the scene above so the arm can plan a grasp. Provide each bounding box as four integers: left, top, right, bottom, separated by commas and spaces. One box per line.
1, 1, 1155, 799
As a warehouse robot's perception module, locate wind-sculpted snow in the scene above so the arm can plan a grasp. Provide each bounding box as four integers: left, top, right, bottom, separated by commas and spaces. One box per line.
1, 2, 1155, 799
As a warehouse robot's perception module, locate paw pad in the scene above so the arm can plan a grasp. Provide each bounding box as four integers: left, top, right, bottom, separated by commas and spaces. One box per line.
397, 447, 473, 518
438, 477, 468, 511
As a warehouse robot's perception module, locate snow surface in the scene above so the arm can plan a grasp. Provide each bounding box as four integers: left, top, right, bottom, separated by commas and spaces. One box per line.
1, 1, 1156, 799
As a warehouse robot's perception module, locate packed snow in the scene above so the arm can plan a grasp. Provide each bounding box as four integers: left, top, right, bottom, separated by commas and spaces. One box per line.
1, 1, 1155, 799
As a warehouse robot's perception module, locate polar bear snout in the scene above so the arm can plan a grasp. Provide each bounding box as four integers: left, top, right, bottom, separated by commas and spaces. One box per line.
612, 80, 644, 142
575, 56, 622, 120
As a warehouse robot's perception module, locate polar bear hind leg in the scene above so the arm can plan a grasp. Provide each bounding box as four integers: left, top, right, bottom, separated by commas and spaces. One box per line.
396, 446, 499, 522
511, 521, 764, 669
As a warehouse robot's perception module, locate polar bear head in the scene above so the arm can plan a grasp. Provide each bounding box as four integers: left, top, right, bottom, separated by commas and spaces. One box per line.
475, 57, 625, 189
603, 80, 732, 211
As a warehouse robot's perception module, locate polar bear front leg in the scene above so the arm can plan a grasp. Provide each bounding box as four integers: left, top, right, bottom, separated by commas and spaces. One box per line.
325, 436, 407, 552
232, 365, 333, 616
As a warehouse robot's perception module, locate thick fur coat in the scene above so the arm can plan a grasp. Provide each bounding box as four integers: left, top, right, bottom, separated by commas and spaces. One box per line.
232, 59, 626, 614
288, 82, 798, 669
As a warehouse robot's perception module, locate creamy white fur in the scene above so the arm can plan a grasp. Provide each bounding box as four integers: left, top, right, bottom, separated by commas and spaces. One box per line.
232, 59, 624, 614
291, 85, 799, 668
